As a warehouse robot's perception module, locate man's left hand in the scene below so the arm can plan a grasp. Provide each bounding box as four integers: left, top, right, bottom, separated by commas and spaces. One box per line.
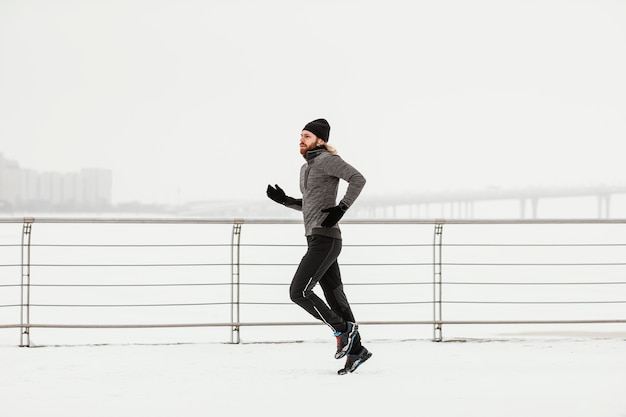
321, 205, 347, 227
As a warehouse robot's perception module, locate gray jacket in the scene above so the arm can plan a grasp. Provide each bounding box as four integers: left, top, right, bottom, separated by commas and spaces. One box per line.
286, 147, 366, 238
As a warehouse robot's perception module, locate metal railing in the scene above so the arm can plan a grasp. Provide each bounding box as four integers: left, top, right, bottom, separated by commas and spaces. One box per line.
1, 217, 626, 346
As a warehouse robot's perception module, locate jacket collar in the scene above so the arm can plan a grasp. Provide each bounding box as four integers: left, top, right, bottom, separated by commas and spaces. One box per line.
304, 145, 327, 161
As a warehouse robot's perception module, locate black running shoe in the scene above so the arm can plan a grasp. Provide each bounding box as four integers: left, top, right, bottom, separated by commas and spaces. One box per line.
338, 347, 372, 375
334, 321, 358, 359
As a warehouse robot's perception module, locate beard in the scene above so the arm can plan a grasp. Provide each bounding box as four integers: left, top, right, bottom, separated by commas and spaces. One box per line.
300, 142, 315, 155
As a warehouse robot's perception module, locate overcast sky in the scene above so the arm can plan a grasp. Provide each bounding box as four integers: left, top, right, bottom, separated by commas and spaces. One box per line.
1, 0, 625, 205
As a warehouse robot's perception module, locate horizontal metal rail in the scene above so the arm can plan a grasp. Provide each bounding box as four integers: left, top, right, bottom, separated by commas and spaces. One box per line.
2, 319, 626, 330
1, 216, 626, 225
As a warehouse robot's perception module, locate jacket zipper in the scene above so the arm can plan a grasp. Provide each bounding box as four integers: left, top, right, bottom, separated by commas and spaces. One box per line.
304, 162, 310, 190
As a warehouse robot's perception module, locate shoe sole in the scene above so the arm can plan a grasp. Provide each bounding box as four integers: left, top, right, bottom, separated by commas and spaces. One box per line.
334, 323, 358, 360
338, 351, 373, 375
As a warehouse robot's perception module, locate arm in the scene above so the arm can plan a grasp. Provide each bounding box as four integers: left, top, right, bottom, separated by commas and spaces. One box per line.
326, 156, 366, 209
320, 156, 366, 227
285, 196, 303, 211
339, 169, 366, 210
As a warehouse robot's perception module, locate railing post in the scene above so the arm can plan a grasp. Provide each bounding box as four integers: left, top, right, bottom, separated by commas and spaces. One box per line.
433, 222, 444, 342
20, 219, 33, 347
230, 220, 243, 344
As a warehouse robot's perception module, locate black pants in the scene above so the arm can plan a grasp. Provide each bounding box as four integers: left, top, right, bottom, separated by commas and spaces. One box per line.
289, 235, 362, 352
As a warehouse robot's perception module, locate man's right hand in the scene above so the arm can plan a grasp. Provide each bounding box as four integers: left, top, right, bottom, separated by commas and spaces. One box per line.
266, 184, 287, 205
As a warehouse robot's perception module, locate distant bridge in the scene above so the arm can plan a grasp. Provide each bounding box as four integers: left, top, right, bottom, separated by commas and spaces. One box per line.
357, 185, 626, 219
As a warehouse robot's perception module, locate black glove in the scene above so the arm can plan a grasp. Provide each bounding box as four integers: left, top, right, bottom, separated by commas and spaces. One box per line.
321, 204, 347, 227
266, 184, 287, 205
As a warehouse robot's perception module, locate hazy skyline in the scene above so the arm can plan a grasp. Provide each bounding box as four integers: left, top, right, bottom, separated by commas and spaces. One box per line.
1, 0, 625, 205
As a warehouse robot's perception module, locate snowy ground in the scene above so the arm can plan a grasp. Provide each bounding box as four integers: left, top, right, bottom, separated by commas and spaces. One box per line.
2, 335, 626, 417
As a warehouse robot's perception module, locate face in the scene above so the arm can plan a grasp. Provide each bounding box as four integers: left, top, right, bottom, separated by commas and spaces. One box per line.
300, 130, 324, 155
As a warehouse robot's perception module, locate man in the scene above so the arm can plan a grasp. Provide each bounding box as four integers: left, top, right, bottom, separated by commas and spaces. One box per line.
267, 118, 372, 375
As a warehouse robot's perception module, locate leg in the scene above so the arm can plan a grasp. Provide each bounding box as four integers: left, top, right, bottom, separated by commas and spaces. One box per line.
319, 260, 355, 323
289, 235, 345, 332
319, 261, 362, 354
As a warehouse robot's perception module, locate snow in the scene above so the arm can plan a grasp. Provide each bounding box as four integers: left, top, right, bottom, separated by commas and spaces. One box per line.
1, 335, 625, 417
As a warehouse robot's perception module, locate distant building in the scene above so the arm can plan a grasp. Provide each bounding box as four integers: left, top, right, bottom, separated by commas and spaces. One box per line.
0, 155, 20, 208
0, 153, 112, 211
80, 168, 113, 207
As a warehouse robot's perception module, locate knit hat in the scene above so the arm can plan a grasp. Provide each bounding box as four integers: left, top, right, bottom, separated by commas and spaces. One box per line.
303, 119, 330, 142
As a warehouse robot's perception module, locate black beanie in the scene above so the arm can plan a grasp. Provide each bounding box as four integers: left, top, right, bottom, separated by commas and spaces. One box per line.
303, 118, 330, 142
